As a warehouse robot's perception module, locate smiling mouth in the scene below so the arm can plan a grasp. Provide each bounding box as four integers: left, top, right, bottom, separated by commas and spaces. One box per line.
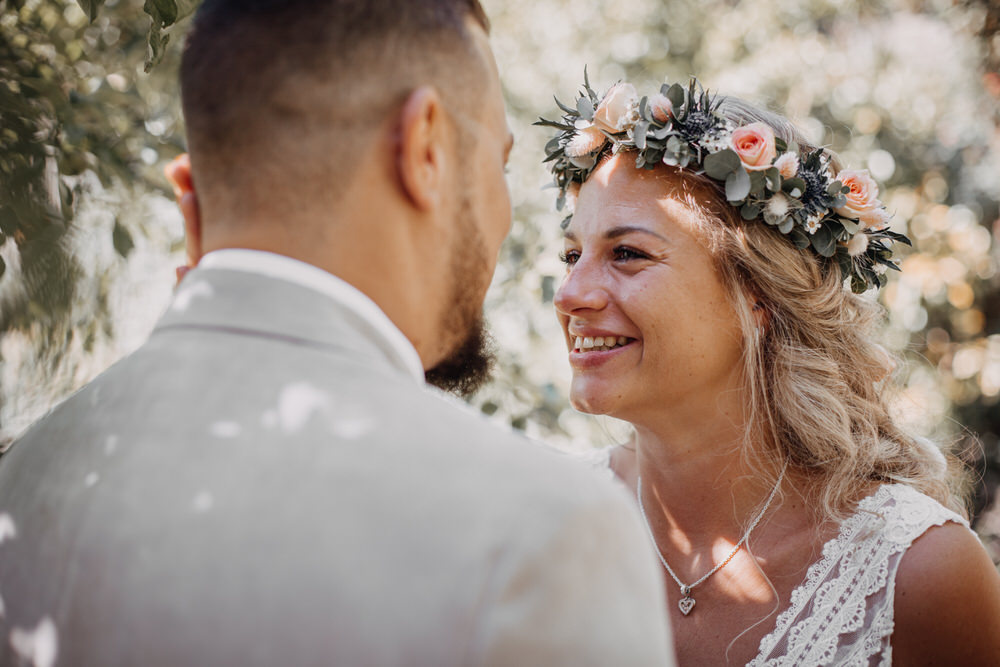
573, 336, 633, 352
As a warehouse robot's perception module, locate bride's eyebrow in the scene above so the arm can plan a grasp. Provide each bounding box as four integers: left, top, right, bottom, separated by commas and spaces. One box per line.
562, 226, 669, 243
605, 225, 668, 242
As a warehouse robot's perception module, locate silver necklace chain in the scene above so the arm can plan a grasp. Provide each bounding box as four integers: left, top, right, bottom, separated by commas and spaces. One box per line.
635, 461, 787, 616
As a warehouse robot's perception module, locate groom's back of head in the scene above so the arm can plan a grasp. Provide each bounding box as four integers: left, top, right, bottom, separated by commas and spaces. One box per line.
180, 0, 489, 226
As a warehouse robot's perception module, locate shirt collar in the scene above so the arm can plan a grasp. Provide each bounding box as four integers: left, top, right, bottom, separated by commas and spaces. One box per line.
198, 249, 425, 384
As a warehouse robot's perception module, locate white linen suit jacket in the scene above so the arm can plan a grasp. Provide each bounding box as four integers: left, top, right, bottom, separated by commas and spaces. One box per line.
0, 258, 674, 666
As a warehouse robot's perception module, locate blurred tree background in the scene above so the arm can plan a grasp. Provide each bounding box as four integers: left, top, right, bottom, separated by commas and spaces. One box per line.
2, 0, 999, 564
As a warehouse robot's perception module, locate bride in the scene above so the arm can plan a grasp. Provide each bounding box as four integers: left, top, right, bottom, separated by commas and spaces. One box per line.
539, 74, 1000, 665
166, 75, 1000, 664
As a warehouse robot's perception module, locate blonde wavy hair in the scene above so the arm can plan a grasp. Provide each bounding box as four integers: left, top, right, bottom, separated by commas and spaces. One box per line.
674, 96, 969, 522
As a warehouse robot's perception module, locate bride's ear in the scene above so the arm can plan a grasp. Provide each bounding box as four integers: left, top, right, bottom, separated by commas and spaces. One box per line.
395, 86, 447, 212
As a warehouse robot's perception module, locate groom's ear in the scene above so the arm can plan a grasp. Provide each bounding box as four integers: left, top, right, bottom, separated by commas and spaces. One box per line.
165, 154, 203, 266
395, 87, 449, 212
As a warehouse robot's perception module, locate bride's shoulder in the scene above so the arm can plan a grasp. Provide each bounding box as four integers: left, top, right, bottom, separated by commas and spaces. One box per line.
886, 487, 1000, 663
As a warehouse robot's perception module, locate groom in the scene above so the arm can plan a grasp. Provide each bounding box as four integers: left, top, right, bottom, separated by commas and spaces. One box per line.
0, 0, 675, 665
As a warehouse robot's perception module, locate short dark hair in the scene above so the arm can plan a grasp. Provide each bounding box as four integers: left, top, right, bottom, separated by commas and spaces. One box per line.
180, 0, 490, 217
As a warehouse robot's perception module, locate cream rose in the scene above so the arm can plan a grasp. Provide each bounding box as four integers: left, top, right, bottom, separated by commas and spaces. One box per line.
730, 122, 777, 171
835, 169, 888, 229
647, 93, 673, 124
774, 152, 799, 178
592, 83, 639, 134
565, 125, 606, 157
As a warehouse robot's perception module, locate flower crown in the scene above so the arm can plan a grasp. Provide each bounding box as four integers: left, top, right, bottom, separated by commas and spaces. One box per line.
535, 72, 910, 293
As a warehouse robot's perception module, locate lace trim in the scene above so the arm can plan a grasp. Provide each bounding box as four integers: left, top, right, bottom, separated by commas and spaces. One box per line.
748, 484, 968, 666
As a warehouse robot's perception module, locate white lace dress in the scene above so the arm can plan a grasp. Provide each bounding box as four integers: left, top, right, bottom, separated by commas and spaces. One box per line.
582, 448, 972, 666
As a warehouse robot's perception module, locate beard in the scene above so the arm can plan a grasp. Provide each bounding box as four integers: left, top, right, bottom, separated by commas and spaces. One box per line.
423, 191, 497, 398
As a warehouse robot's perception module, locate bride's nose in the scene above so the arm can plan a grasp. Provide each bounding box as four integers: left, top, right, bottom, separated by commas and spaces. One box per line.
553, 258, 610, 316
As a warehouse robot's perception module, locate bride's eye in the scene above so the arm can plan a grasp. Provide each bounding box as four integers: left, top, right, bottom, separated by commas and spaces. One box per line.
613, 246, 649, 261
559, 250, 581, 266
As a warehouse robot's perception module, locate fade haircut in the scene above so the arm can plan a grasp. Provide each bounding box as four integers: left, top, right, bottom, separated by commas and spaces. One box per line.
180, 0, 490, 218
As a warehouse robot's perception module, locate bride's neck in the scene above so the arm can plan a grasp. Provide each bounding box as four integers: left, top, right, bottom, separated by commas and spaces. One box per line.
630, 416, 774, 542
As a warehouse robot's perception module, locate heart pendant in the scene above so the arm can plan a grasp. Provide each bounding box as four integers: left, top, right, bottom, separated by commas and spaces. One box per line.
678, 596, 695, 616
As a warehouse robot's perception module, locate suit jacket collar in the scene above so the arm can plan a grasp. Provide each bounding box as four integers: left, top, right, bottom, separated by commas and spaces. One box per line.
154, 252, 425, 383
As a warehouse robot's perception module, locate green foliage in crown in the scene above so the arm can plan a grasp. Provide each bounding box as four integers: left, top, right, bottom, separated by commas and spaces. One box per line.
535, 71, 911, 293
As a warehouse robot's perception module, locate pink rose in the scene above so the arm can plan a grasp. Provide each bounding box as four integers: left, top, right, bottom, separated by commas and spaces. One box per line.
774, 152, 799, 179
835, 169, 889, 229
592, 83, 639, 134
565, 125, 607, 157
647, 93, 673, 124
731, 122, 777, 171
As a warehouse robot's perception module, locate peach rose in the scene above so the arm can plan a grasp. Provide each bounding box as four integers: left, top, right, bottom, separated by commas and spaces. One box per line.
647, 93, 673, 124
592, 83, 639, 134
565, 125, 607, 157
774, 152, 799, 179
730, 122, 777, 171
835, 169, 889, 229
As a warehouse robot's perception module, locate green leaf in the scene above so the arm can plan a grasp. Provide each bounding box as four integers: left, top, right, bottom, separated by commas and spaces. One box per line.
725, 167, 751, 202
544, 137, 562, 155
144, 0, 178, 27
741, 203, 762, 220
703, 149, 740, 179
810, 224, 836, 257
775, 137, 788, 153
827, 180, 844, 196
76, 0, 105, 22
144, 28, 171, 72
666, 83, 685, 110
778, 217, 795, 234
783, 176, 807, 198
633, 120, 649, 149
765, 167, 781, 192
749, 171, 766, 197
568, 155, 596, 170
576, 97, 594, 121
789, 227, 811, 249
554, 96, 577, 115
639, 96, 649, 121
840, 218, 860, 235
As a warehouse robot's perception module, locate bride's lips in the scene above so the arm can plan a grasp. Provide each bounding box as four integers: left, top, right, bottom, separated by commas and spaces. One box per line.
567, 333, 638, 368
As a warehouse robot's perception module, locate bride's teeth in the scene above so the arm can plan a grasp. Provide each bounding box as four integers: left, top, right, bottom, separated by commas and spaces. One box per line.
618, 336, 627, 345
575, 336, 583, 350
594, 336, 605, 347
583, 337, 594, 349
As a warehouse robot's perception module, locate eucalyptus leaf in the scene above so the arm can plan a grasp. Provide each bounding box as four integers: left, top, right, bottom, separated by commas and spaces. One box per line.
639, 96, 648, 121
666, 83, 685, 110
778, 217, 795, 234
765, 167, 781, 192
741, 203, 762, 221
810, 224, 836, 257
666, 136, 683, 154
840, 218, 860, 235
544, 137, 561, 155
789, 227, 811, 249
783, 176, 806, 198
725, 167, 751, 202
568, 154, 597, 170
576, 97, 594, 121
827, 179, 844, 196
749, 171, 766, 197
653, 125, 671, 140
633, 120, 649, 149
703, 148, 740, 179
